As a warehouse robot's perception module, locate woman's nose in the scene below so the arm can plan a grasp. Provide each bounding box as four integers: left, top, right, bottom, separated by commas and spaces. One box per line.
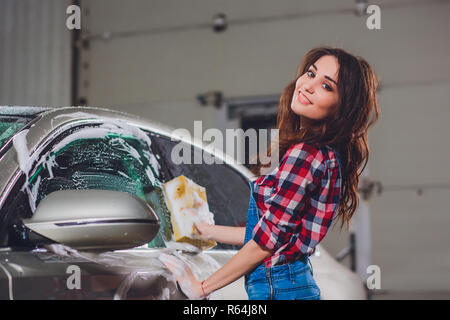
303, 80, 314, 94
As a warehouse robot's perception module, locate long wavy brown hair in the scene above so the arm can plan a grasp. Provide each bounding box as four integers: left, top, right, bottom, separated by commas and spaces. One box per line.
250, 46, 380, 230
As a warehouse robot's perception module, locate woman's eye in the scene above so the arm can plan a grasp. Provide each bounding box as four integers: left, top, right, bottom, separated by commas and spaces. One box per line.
305, 70, 333, 91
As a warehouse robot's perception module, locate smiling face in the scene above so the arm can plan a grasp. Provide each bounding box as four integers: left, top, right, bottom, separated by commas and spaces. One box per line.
290, 55, 340, 127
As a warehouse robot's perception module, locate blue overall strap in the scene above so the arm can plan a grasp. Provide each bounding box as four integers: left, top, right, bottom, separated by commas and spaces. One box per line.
244, 180, 260, 245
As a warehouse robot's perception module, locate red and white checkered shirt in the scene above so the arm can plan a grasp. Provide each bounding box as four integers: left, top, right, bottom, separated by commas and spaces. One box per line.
251, 142, 341, 267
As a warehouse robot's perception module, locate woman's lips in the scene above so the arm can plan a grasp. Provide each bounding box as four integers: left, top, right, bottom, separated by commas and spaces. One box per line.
297, 90, 312, 105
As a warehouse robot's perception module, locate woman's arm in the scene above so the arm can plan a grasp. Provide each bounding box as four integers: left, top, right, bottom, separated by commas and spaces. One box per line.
195, 222, 245, 246
159, 239, 272, 299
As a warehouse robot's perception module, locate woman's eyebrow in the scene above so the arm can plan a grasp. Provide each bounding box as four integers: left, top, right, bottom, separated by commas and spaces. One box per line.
311, 63, 338, 85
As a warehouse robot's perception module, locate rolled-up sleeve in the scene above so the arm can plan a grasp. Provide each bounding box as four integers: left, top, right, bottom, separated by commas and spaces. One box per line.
252, 142, 327, 252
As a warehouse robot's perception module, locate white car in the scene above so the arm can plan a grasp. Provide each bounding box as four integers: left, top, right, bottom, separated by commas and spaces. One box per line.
0, 106, 366, 300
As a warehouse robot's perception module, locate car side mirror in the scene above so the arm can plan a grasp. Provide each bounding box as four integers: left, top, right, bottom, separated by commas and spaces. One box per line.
23, 190, 160, 251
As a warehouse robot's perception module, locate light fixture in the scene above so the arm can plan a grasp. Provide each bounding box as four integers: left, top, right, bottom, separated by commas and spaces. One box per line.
212, 13, 227, 33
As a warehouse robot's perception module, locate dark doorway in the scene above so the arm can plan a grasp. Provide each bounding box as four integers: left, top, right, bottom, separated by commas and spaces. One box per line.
241, 114, 277, 169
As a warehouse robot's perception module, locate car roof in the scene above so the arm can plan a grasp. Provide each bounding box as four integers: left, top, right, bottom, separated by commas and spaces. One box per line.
0, 106, 53, 117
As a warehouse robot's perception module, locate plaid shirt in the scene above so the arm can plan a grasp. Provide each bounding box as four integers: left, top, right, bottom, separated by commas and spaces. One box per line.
251, 142, 341, 267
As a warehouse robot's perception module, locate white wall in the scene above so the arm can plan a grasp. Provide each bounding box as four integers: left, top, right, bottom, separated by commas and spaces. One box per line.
0, 0, 72, 107
369, 81, 450, 291
72, 0, 450, 294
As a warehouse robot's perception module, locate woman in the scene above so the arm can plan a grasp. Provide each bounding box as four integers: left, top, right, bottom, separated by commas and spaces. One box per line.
160, 46, 380, 300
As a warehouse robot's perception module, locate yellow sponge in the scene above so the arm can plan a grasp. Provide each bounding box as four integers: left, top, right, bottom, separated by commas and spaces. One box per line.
163, 175, 216, 250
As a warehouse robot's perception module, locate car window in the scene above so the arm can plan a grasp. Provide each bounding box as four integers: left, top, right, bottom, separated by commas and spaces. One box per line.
0, 107, 48, 151
150, 134, 250, 250
0, 117, 28, 149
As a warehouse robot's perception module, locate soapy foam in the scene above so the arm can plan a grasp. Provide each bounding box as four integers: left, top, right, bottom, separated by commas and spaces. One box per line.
44, 244, 177, 299
12, 129, 31, 175
164, 240, 201, 253
114, 271, 139, 300
158, 253, 199, 300
13, 119, 162, 213
43, 244, 222, 300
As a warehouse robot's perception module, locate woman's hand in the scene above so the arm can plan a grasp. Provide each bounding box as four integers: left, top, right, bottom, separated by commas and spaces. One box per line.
194, 222, 214, 241
159, 240, 272, 299
158, 253, 205, 300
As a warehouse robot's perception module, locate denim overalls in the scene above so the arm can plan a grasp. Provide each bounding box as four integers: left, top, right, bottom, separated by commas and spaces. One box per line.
243, 181, 321, 300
